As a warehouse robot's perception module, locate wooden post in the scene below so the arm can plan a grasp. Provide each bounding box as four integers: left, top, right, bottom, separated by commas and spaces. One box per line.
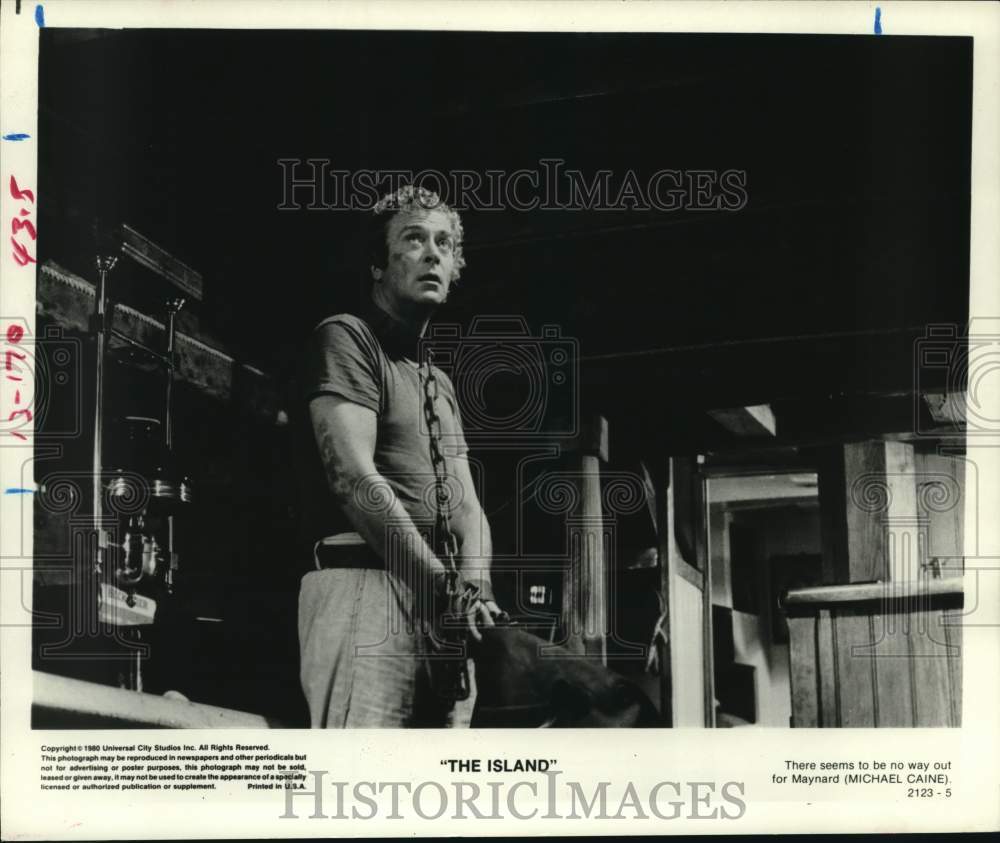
560, 415, 609, 659
796, 440, 962, 727
914, 451, 967, 575
817, 440, 918, 583
654, 457, 674, 726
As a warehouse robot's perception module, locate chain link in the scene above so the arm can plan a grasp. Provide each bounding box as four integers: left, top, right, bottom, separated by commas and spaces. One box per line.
422, 351, 460, 589
421, 349, 474, 701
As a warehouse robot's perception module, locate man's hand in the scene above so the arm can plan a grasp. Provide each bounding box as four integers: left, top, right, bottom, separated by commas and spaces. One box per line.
461, 593, 512, 642
432, 580, 506, 645
465, 598, 504, 642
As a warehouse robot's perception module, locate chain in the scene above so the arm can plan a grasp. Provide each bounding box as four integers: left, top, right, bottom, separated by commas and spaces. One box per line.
421, 349, 475, 701
421, 351, 461, 593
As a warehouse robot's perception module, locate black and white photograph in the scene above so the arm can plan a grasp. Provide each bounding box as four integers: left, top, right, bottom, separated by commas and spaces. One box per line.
2, 0, 999, 837
21, 13, 978, 732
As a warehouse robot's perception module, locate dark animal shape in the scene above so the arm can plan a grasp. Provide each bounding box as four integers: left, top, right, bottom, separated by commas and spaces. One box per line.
470, 627, 662, 728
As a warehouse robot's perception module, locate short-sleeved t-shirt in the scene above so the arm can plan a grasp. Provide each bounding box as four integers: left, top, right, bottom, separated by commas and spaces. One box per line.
296, 303, 469, 556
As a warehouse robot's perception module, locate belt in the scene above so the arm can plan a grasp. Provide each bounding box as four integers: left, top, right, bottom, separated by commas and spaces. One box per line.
313, 535, 383, 571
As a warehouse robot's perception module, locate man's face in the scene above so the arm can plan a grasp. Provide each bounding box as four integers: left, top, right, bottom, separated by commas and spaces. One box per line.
377, 207, 457, 310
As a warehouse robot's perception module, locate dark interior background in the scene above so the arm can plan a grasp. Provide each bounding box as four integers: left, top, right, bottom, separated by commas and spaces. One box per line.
32, 30, 972, 724
38, 30, 971, 378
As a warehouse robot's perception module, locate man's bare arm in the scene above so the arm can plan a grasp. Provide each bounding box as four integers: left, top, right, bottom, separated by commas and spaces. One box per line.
309, 394, 447, 589
451, 455, 500, 617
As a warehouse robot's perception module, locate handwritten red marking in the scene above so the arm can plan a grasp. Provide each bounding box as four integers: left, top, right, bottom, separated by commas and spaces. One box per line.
12, 218, 36, 239
11, 238, 35, 265
5, 179, 36, 441
9, 176, 34, 203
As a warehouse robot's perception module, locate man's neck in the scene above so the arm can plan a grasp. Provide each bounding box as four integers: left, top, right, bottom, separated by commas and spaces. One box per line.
370, 289, 431, 337
365, 293, 433, 361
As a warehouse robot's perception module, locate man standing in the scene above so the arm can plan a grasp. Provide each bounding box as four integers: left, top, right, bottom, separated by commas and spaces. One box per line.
297, 185, 502, 727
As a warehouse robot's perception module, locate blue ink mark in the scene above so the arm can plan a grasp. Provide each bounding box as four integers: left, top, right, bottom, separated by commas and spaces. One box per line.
874, 7, 882, 35
2, 133, 31, 141
34, 4, 44, 27
5, 488, 33, 495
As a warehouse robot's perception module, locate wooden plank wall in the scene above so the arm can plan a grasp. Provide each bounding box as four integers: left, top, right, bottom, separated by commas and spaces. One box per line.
787, 584, 962, 727
798, 444, 966, 727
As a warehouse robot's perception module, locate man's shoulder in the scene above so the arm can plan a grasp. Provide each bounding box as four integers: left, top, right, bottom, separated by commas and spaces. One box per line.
312, 311, 372, 335
310, 311, 382, 351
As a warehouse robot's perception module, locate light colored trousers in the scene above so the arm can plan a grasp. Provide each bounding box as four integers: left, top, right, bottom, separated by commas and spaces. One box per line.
298, 568, 475, 728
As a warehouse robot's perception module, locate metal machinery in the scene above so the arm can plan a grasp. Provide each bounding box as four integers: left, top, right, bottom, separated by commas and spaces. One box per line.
90, 224, 203, 691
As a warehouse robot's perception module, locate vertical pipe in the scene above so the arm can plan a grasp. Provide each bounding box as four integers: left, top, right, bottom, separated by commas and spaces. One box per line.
163, 298, 184, 594
164, 298, 183, 451
91, 256, 117, 574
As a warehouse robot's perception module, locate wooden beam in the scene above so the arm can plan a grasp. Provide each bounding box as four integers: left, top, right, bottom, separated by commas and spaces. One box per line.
120, 223, 204, 302
708, 404, 776, 437
709, 473, 818, 505
784, 578, 964, 608
33, 671, 275, 728
38, 261, 279, 421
